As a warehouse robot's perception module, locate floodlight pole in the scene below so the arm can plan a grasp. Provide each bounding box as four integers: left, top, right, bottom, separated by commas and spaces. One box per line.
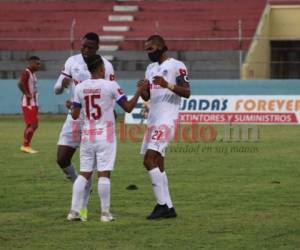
155, 21, 160, 35
238, 19, 243, 74
70, 18, 76, 56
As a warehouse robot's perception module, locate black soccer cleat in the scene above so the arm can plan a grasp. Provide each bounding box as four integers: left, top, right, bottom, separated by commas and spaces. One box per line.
147, 204, 169, 220
163, 207, 177, 219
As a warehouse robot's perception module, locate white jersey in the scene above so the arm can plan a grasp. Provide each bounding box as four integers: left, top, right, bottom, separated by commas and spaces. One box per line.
55, 54, 115, 148
145, 58, 188, 125
54, 54, 114, 119
73, 79, 126, 141
55, 53, 114, 99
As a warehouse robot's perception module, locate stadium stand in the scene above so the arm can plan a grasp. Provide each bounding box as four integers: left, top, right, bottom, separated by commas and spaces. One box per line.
242, 0, 300, 79
0, 0, 266, 79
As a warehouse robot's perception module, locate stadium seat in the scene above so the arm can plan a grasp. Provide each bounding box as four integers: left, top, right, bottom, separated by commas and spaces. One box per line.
0, 0, 267, 79
0, 0, 266, 50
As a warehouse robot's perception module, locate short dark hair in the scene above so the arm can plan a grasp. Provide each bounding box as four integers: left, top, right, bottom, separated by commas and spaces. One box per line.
83, 32, 100, 43
146, 35, 167, 48
84, 54, 103, 73
28, 56, 40, 61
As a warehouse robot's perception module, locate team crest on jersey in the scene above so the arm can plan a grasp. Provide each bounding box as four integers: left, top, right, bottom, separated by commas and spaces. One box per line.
162, 69, 168, 76
74, 68, 80, 73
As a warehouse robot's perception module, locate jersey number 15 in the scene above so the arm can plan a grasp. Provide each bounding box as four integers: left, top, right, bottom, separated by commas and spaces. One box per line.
84, 95, 102, 120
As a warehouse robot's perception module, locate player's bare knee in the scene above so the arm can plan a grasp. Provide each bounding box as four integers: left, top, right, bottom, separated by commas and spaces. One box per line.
143, 158, 148, 169
143, 157, 155, 170
56, 155, 70, 168
98, 171, 111, 178
80, 172, 92, 180
56, 146, 74, 168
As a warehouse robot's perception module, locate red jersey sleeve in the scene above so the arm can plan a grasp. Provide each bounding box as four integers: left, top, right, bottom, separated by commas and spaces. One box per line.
20, 70, 30, 93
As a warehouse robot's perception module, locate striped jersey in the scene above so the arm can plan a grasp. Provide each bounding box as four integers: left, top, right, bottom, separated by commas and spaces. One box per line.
20, 68, 38, 107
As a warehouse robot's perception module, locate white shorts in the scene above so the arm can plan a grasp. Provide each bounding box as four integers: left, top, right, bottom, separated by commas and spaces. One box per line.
80, 137, 116, 172
57, 115, 82, 148
140, 124, 175, 157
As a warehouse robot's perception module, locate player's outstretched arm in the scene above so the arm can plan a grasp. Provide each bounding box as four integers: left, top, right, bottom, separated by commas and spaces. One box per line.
54, 75, 72, 95
153, 75, 190, 98
119, 82, 148, 113
71, 85, 82, 119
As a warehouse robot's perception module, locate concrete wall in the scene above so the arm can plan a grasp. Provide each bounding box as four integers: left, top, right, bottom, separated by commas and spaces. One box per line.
270, 6, 300, 38
0, 50, 243, 80
241, 5, 271, 79
1, 79, 300, 114
242, 4, 300, 79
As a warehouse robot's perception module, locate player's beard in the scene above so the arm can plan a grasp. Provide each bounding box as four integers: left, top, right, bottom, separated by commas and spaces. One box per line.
148, 47, 167, 62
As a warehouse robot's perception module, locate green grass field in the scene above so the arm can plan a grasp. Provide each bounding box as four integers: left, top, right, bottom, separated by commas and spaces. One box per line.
0, 115, 300, 250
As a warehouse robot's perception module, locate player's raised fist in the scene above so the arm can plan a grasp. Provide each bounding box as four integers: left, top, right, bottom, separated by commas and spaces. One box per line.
137, 79, 149, 87
152, 75, 168, 88
65, 100, 72, 109
137, 79, 149, 92
62, 77, 72, 88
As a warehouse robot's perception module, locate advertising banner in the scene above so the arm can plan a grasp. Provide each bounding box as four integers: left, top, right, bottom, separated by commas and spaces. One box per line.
125, 95, 300, 124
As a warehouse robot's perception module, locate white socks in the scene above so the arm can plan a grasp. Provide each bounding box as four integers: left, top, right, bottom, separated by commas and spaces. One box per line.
162, 171, 173, 208
148, 168, 173, 208
71, 175, 111, 214
71, 175, 87, 212
148, 168, 166, 205
63, 165, 91, 210
62, 164, 78, 183
82, 178, 92, 209
98, 177, 111, 213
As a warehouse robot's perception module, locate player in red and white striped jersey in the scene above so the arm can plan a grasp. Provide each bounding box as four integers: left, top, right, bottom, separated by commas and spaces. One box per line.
18, 56, 41, 154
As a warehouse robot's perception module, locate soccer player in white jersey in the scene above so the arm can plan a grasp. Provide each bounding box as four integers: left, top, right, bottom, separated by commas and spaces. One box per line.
138, 35, 191, 219
18, 56, 41, 154
67, 54, 147, 222
53, 32, 115, 220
